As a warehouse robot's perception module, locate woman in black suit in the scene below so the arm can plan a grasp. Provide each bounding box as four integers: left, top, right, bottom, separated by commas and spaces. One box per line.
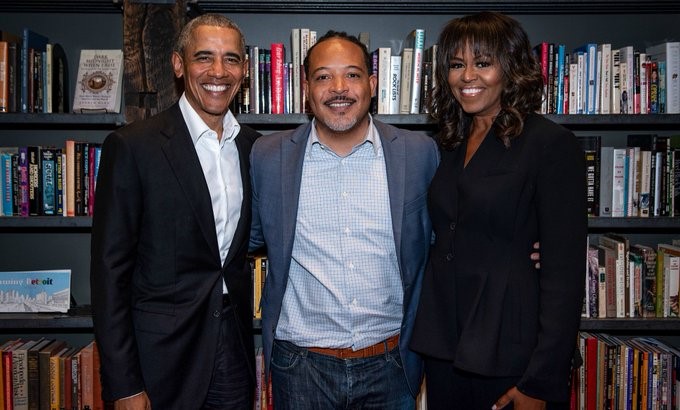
411, 12, 586, 409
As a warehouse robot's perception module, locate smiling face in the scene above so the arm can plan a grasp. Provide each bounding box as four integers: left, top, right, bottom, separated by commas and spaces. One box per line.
448, 45, 505, 119
172, 25, 246, 129
304, 37, 377, 143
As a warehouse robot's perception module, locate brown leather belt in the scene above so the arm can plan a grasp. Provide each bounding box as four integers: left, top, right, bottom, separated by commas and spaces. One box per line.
307, 334, 399, 359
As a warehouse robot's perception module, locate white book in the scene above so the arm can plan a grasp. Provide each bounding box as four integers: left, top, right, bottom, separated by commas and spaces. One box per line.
595, 48, 602, 114
290, 29, 301, 114
575, 52, 585, 114
72, 49, 124, 113
44, 43, 52, 113
611, 48, 621, 114
646, 42, 680, 114
626, 146, 639, 217
639, 150, 652, 217
568, 62, 578, 114
599, 43, 612, 114
377, 47, 391, 114
389, 55, 401, 114
249, 46, 260, 114
407, 29, 425, 114
611, 147, 627, 217
599, 146, 614, 216
399, 47, 413, 114
619, 46, 635, 114
640, 53, 648, 114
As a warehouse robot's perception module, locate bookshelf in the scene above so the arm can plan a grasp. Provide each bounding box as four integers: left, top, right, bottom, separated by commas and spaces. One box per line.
1, 0, 679, 354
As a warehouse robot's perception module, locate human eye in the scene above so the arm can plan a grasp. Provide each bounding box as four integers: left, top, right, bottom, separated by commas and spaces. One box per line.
315, 73, 331, 81
449, 61, 464, 70
476, 60, 492, 68
225, 55, 242, 66
347, 72, 361, 79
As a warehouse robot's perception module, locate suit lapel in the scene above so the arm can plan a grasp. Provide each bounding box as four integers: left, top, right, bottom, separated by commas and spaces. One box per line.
160, 105, 220, 263
281, 123, 311, 262
376, 120, 405, 262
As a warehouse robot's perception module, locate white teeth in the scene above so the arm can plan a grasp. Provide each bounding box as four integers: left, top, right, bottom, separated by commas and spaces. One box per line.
461, 88, 482, 95
328, 102, 351, 107
203, 84, 229, 92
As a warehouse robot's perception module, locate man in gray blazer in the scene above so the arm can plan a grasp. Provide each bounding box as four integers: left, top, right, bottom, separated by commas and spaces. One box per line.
250, 31, 439, 409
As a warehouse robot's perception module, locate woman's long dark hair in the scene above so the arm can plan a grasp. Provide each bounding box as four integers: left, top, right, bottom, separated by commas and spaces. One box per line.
430, 12, 544, 150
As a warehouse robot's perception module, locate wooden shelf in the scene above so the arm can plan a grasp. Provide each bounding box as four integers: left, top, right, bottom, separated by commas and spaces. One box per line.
580, 318, 680, 332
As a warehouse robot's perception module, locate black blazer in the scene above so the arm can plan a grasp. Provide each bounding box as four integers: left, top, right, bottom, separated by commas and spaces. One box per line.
411, 113, 587, 402
91, 103, 259, 408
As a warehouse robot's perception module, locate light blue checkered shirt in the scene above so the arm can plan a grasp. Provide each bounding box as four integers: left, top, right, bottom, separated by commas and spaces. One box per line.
274, 117, 403, 350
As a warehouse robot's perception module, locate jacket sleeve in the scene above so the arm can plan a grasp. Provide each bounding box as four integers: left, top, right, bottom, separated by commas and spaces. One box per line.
90, 131, 146, 401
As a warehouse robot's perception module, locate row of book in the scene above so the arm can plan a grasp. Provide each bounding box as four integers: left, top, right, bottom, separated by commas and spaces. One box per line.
584, 234, 680, 320
0, 28, 69, 114
1, 27, 125, 115
230, 27, 433, 116
574, 333, 680, 410
578, 134, 680, 218
534, 41, 680, 115
0, 338, 102, 410
0, 141, 101, 218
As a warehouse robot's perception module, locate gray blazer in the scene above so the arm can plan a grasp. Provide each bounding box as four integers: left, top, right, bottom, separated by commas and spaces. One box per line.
250, 119, 439, 395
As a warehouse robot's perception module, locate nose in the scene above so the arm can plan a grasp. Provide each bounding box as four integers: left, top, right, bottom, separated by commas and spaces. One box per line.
462, 65, 476, 82
209, 60, 227, 77
330, 76, 348, 93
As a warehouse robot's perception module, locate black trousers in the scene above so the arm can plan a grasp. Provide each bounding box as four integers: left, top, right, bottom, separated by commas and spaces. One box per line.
202, 300, 254, 410
424, 357, 570, 410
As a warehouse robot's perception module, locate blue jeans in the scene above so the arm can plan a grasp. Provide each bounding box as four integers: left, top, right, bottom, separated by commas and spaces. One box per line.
271, 339, 414, 410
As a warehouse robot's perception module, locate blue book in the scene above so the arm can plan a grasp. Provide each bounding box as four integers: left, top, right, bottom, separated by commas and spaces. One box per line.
574, 43, 598, 114
1, 150, 16, 216
556, 44, 566, 114
20, 28, 48, 113
40, 148, 56, 215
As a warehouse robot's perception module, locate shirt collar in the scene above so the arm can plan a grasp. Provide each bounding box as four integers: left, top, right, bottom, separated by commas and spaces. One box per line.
178, 93, 241, 146
307, 114, 382, 157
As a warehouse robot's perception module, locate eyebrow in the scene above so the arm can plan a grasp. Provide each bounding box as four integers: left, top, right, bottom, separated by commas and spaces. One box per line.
311, 65, 365, 74
193, 50, 242, 60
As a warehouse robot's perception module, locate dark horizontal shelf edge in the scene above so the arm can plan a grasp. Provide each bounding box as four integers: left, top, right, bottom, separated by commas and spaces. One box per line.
4, 0, 679, 14
193, 0, 680, 14
0, 313, 93, 329
0, 216, 93, 228
588, 217, 680, 229
0, 315, 674, 331
580, 318, 680, 331
0, 112, 126, 126
236, 113, 680, 127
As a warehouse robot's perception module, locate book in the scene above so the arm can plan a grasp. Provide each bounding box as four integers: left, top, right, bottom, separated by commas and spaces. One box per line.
269, 43, 284, 114
600, 234, 628, 317
27, 146, 41, 216
619, 46, 635, 114
405, 29, 425, 114
0, 269, 71, 313
20, 29, 48, 113
38, 340, 66, 410
376, 47, 391, 114
26, 339, 53, 410
12, 339, 42, 410
574, 43, 598, 114
0, 41, 9, 112
389, 55, 401, 115
398, 47, 413, 114
646, 42, 680, 114
657, 243, 680, 317
40, 148, 57, 216
50, 43, 69, 114
72, 49, 124, 113
577, 136, 601, 216
599, 146, 613, 217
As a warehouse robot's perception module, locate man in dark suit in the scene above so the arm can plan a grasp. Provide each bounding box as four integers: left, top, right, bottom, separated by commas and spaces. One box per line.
91, 14, 258, 409
250, 31, 439, 409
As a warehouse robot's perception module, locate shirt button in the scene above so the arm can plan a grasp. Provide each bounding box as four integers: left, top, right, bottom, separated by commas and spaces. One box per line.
450, 222, 456, 230
446, 253, 454, 261
212, 310, 221, 318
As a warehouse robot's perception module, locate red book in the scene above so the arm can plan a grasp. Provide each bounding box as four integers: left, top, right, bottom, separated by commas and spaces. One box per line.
270, 43, 285, 114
